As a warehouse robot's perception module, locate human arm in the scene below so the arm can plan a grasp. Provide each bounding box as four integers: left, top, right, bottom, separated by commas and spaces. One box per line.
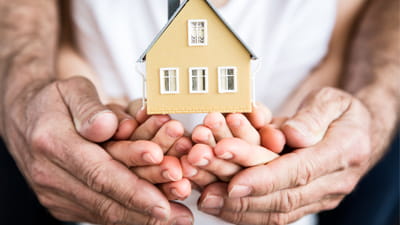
197, 0, 399, 224
0, 1, 193, 224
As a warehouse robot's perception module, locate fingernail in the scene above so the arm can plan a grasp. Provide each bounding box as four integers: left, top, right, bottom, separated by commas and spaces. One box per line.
162, 170, 179, 181
167, 126, 181, 138
81, 110, 113, 130
173, 216, 193, 225
200, 207, 221, 216
200, 195, 224, 209
285, 120, 310, 137
171, 188, 185, 199
142, 153, 158, 164
185, 167, 198, 177
151, 206, 169, 220
218, 152, 233, 160
88, 110, 113, 124
194, 158, 209, 167
229, 185, 252, 198
231, 117, 241, 128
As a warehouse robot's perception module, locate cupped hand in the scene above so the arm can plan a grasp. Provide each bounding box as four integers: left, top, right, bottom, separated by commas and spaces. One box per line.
103, 101, 193, 201
185, 104, 284, 189
3, 77, 193, 225
198, 87, 372, 225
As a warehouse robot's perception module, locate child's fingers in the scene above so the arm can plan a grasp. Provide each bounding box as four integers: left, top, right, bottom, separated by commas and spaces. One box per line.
127, 99, 149, 123
245, 102, 273, 129
181, 156, 218, 189
192, 125, 216, 147
214, 138, 279, 167
103, 140, 163, 166
151, 120, 184, 153
260, 125, 286, 153
188, 144, 242, 181
130, 115, 170, 140
107, 104, 138, 140
226, 113, 260, 145
204, 112, 233, 141
167, 137, 193, 158
159, 179, 192, 201
132, 156, 182, 184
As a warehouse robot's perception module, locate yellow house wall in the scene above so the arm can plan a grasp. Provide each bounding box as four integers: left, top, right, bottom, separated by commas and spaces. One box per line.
146, 0, 252, 114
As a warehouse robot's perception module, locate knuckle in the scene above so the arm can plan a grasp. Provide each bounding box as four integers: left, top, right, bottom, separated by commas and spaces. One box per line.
84, 160, 114, 194
95, 199, 121, 225
294, 155, 314, 186
37, 193, 56, 209
280, 191, 300, 213
230, 212, 246, 225
232, 197, 250, 213
30, 162, 53, 188
30, 127, 53, 154
347, 129, 372, 167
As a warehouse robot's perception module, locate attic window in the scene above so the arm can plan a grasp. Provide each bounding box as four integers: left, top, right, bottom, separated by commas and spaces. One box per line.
188, 20, 208, 46
190, 67, 208, 93
160, 68, 179, 94
218, 67, 237, 93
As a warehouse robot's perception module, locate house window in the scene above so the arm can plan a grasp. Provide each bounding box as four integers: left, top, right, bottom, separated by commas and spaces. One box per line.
188, 20, 207, 46
218, 67, 237, 93
189, 67, 208, 93
160, 68, 179, 94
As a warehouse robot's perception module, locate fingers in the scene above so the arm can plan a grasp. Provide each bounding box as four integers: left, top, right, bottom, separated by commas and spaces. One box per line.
167, 137, 193, 158
30, 158, 185, 224
226, 113, 260, 145
127, 99, 150, 123
151, 120, 184, 153
200, 171, 351, 214
259, 125, 286, 153
107, 104, 138, 140
159, 178, 192, 200
130, 115, 170, 140
282, 87, 352, 148
214, 138, 279, 167
204, 112, 233, 141
188, 144, 242, 181
103, 140, 164, 167
245, 102, 272, 129
56, 77, 118, 142
132, 156, 183, 184
181, 155, 218, 188
41, 137, 171, 219
192, 125, 217, 147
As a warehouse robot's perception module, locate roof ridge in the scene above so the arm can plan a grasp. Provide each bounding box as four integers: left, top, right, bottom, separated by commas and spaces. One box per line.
137, 0, 257, 62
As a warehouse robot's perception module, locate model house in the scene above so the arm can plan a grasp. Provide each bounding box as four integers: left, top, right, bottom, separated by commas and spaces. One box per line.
138, 0, 257, 114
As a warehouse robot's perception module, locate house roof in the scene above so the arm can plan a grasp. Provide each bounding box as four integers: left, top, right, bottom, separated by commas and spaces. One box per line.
137, 0, 258, 62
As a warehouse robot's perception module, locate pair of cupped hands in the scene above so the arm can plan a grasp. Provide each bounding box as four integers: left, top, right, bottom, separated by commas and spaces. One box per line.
13, 77, 371, 225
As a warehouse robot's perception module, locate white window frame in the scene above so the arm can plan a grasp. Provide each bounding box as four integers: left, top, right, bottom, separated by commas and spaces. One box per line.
160, 68, 179, 94
188, 19, 208, 46
189, 67, 209, 93
218, 67, 238, 93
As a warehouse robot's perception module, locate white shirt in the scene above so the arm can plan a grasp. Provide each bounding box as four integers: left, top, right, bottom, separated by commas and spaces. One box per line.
71, 1, 336, 224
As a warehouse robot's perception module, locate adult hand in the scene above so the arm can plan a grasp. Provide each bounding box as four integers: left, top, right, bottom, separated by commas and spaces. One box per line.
3, 77, 193, 225
198, 87, 372, 225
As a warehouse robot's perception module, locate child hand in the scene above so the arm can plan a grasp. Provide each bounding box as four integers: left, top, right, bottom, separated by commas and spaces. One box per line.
102, 102, 192, 200
184, 103, 285, 189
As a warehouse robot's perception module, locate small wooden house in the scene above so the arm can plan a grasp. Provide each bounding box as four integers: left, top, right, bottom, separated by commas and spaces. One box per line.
138, 0, 257, 114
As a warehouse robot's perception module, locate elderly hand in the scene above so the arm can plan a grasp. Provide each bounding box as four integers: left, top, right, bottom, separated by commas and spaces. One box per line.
3, 77, 193, 225
198, 87, 372, 225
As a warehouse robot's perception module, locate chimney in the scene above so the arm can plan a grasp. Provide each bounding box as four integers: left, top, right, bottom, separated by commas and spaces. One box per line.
168, 0, 181, 19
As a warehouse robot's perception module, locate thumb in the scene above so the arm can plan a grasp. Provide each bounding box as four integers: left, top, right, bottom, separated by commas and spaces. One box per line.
56, 77, 118, 142
282, 87, 352, 148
